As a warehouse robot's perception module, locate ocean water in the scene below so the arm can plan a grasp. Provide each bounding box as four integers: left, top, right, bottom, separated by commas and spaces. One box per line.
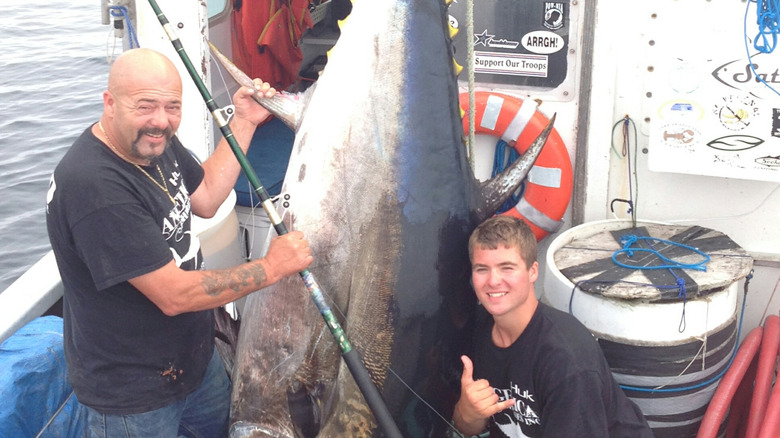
0, 0, 109, 291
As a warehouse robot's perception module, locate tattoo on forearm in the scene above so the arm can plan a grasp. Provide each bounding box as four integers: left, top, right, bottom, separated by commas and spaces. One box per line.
200, 263, 268, 297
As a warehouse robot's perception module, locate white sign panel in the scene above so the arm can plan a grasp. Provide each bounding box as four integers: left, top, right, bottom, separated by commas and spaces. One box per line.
647, 33, 780, 182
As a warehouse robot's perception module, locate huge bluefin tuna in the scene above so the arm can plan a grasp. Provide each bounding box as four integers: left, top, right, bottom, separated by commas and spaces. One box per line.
212, 0, 555, 436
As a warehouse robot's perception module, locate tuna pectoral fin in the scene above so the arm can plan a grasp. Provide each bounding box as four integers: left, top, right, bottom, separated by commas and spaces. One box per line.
207, 39, 310, 131
287, 380, 324, 438
476, 113, 557, 222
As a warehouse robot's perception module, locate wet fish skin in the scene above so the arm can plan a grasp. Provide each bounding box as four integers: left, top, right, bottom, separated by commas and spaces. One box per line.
221, 0, 553, 436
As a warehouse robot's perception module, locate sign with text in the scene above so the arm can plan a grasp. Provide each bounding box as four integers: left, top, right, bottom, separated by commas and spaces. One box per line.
449, 0, 573, 92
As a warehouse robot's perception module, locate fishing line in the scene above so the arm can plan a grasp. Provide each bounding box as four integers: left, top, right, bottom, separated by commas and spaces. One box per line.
759, 274, 780, 324
209, 53, 265, 262
619, 271, 751, 394
385, 367, 467, 438
275, 257, 460, 433
569, 272, 753, 394
34, 391, 75, 438
104, 5, 140, 63
648, 335, 706, 390
108, 6, 140, 48
667, 182, 780, 224
209, 52, 235, 107
105, 30, 121, 63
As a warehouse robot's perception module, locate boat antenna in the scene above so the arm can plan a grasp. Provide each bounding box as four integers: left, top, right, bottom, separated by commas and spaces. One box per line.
143, 1, 403, 437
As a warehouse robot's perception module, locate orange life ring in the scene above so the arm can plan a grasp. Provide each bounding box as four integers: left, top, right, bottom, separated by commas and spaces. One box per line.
459, 92, 573, 241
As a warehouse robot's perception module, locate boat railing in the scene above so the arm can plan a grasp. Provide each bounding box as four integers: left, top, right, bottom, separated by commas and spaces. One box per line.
0, 251, 63, 345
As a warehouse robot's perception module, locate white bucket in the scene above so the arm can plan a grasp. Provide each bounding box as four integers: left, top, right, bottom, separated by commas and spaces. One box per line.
193, 190, 245, 270
542, 219, 753, 437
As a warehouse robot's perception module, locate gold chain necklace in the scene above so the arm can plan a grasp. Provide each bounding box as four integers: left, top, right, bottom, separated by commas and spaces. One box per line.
98, 122, 175, 204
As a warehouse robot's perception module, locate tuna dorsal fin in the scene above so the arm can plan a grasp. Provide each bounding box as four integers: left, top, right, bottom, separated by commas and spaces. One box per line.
207, 39, 309, 132
475, 113, 557, 223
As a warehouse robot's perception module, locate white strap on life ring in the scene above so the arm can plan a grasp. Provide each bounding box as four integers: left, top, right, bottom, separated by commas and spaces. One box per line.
514, 198, 564, 234
480, 94, 538, 144
528, 166, 563, 189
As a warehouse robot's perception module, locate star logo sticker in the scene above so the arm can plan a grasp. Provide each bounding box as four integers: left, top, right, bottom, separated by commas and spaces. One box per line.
474, 29, 493, 47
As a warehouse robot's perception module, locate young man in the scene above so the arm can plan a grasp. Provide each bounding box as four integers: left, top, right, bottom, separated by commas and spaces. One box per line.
452, 216, 652, 437
46, 48, 312, 437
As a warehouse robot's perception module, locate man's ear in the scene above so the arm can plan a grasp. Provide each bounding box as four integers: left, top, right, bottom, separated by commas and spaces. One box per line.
529, 261, 540, 283
103, 90, 115, 117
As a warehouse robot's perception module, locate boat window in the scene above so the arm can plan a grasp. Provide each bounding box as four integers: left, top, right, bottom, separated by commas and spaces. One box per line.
208, 0, 227, 18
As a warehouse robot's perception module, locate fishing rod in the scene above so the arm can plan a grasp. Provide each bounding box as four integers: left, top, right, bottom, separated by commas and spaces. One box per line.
144, 1, 403, 437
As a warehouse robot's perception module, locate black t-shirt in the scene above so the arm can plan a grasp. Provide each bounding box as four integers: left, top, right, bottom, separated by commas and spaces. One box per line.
46, 125, 213, 414
473, 303, 653, 438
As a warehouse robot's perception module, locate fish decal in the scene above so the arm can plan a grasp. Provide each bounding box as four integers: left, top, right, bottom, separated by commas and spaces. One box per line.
212, 0, 555, 436
755, 155, 780, 167
706, 134, 764, 152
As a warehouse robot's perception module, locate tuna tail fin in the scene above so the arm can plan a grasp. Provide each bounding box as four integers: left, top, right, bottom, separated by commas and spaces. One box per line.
207, 39, 310, 132
475, 113, 557, 223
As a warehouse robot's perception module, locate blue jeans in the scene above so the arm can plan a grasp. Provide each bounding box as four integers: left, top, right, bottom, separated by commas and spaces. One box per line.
85, 348, 230, 438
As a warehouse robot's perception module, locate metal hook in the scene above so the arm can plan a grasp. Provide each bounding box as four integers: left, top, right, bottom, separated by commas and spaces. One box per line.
610, 198, 633, 214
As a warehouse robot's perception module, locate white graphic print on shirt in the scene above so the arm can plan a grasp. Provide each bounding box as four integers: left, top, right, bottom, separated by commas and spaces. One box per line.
159, 163, 200, 268
493, 382, 539, 438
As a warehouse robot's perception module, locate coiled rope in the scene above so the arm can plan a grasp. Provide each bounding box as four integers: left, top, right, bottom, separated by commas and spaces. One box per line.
612, 234, 711, 332
491, 140, 524, 214
569, 270, 752, 393
745, 0, 780, 96
109, 6, 140, 48
612, 235, 711, 272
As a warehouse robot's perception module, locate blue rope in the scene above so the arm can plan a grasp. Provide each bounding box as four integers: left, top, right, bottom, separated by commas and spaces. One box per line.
618, 270, 753, 394
752, 0, 780, 53
611, 235, 710, 272
568, 272, 752, 394
673, 275, 688, 332
745, 0, 780, 96
109, 6, 141, 49
491, 140, 524, 214
607, 235, 711, 332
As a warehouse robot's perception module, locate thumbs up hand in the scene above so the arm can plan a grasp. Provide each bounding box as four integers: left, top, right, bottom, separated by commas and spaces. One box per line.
453, 355, 516, 436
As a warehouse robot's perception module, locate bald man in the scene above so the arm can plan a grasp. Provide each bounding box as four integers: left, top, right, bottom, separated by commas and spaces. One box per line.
46, 48, 312, 437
